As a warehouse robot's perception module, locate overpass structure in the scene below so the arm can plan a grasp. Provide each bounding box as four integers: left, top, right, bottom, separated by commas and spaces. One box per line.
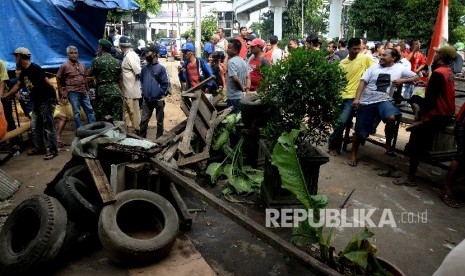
232, 0, 354, 39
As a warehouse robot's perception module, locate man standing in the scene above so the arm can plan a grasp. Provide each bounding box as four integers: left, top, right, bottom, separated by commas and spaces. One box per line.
139, 45, 170, 139
305, 36, 321, 51
247, 39, 269, 91
178, 43, 213, 91
56, 46, 96, 130
265, 35, 283, 65
226, 39, 249, 113
394, 46, 456, 186
216, 27, 228, 54
406, 39, 426, 75
335, 39, 349, 60
88, 39, 123, 121
4, 48, 58, 160
349, 48, 419, 166
119, 36, 142, 134
326, 41, 340, 63
328, 38, 374, 155
236, 27, 248, 59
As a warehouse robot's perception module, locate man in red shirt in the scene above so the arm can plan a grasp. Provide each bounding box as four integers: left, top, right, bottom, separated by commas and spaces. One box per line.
394, 45, 457, 186
236, 27, 248, 59
405, 39, 426, 74
247, 39, 269, 91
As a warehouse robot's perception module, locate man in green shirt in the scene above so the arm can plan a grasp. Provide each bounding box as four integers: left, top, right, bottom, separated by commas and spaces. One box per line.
88, 39, 123, 121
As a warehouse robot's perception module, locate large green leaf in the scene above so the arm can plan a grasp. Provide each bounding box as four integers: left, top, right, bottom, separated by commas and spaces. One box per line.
291, 219, 319, 246
344, 250, 369, 269
206, 162, 224, 183
224, 164, 251, 194
271, 129, 312, 209
343, 228, 375, 254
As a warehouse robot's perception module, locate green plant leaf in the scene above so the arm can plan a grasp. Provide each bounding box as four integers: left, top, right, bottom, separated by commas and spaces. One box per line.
206, 162, 224, 183
291, 219, 319, 246
343, 228, 375, 254
222, 187, 233, 196
271, 129, 312, 209
224, 164, 251, 194
243, 166, 264, 186
344, 250, 369, 269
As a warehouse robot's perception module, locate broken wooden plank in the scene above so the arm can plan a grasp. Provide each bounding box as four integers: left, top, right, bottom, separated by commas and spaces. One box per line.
177, 150, 210, 167
178, 91, 202, 155
169, 182, 192, 230
151, 158, 341, 276
164, 141, 180, 162
181, 75, 215, 95
154, 119, 187, 146
180, 98, 208, 142
85, 158, 115, 204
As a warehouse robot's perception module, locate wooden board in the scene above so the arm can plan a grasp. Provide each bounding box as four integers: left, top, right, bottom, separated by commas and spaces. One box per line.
178, 91, 202, 155
151, 158, 341, 276
177, 150, 210, 167
85, 158, 115, 204
154, 119, 187, 146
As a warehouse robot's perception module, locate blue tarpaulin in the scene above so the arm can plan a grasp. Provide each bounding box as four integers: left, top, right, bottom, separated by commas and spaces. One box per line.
0, 0, 139, 71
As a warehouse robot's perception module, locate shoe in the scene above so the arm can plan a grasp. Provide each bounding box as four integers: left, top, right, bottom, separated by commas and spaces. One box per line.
28, 148, 47, 156
44, 152, 58, 160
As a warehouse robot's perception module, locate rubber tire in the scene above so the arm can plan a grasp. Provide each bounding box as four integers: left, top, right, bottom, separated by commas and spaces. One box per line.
76, 121, 113, 138
0, 195, 67, 275
98, 189, 179, 265
63, 165, 93, 186
54, 176, 102, 225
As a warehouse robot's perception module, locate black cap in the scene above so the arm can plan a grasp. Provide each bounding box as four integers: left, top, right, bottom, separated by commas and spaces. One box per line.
145, 45, 159, 54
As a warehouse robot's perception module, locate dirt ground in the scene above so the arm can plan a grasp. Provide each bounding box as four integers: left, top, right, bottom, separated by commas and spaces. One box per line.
1, 59, 465, 275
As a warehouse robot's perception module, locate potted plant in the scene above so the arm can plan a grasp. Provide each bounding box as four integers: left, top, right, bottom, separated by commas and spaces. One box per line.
273, 129, 405, 275
257, 48, 347, 205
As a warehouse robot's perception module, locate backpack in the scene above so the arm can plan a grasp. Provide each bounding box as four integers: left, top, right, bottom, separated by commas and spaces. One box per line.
451, 54, 463, 74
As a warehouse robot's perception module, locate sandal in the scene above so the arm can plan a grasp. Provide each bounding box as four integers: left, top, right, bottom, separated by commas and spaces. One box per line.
347, 159, 358, 167
439, 193, 460, 208
378, 170, 402, 178
393, 178, 417, 187
57, 141, 65, 148
328, 149, 339, 156
44, 152, 58, 161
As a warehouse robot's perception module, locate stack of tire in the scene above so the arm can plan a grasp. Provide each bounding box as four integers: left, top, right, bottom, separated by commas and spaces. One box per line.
0, 122, 179, 275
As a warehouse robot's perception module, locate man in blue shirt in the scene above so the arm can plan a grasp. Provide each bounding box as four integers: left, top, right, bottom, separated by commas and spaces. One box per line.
139, 45, 170, 139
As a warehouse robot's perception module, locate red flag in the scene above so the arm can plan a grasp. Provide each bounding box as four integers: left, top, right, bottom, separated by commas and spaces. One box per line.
426, 0, 449, 66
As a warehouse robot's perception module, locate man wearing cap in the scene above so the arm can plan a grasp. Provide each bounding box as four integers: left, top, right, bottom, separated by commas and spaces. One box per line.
247, 38, 269, 91
88, 39, 123, 121
56, 46, 96, 130
4, 47, 59, 160
178, 42, 213, 91
119, 36, 142, 134
139, 45, 170, 139
394, 45, 457, 186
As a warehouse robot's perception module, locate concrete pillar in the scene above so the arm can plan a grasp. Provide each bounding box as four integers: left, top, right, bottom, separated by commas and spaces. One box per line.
268, 0, 286, 40
236, 12, 250, 28
146, 22, 152, 41
328, 0, 342, 39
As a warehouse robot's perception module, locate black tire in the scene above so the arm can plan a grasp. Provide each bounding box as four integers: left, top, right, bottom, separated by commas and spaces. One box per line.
0, 195, 67, 275
62, 165, 94, 191
54, 176, 102, 225
76, 121, 113, 138
98, 189, 179, 265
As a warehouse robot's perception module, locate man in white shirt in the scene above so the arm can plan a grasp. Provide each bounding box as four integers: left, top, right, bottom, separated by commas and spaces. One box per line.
119, 36, 142, 134
349, 48, 419, 166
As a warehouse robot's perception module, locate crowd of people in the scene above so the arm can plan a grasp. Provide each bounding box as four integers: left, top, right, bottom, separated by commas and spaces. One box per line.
0, 25, 464, 209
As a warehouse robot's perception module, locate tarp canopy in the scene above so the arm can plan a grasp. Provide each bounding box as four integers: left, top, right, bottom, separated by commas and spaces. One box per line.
0, 0, 139, 71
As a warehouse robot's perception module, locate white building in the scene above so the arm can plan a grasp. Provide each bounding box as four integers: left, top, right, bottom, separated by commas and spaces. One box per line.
144, 0, 234, 41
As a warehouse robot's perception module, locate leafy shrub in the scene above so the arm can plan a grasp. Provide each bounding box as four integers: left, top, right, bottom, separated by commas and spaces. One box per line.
258, 48, 347, 148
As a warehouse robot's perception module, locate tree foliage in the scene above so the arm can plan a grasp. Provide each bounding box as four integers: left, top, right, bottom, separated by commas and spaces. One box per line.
134, 0, 161, 14
349, 0, 465, 45
181, 15, 218, 42
284, 0, 328, 38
